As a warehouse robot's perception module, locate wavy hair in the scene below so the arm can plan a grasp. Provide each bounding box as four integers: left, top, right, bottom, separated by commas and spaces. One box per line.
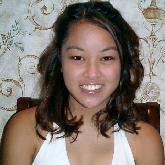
36, 0, 144, 139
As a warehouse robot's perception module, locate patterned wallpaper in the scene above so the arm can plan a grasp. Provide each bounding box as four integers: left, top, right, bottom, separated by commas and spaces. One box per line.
0, 0, 165, 147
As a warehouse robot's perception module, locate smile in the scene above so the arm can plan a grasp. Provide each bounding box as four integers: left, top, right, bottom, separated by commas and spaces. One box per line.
80, 84, 103, 91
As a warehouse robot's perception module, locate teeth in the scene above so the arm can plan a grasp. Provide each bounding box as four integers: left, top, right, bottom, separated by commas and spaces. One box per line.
80, 85, 102, 90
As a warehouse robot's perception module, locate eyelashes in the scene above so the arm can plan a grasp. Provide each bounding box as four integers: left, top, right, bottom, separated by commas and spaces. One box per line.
101, 56, 114, 61
69, 56, 84, 61
69, 55, 115, 61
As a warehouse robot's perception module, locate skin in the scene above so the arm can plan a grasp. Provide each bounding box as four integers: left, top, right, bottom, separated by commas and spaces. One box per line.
61, 20, 121, 118
0, 21, 164, 165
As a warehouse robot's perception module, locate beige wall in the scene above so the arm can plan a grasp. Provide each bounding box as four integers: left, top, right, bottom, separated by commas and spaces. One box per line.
0, 0, 165, 148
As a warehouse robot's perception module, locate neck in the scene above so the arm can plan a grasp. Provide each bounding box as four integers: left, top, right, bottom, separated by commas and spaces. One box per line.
69, 103, 102, 123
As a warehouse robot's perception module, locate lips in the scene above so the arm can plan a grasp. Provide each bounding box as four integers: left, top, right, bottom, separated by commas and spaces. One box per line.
80, 84, 103, 91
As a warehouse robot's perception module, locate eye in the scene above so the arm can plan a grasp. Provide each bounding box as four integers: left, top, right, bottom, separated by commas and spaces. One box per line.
70, 56, 84, 61
101, 56, 114, 61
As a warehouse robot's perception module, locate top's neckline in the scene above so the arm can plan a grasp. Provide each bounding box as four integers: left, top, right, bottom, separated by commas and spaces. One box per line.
63, 125, 117, 165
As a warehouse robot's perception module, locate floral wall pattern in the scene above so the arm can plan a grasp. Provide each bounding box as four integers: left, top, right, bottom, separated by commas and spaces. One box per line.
0, 0, 165, 148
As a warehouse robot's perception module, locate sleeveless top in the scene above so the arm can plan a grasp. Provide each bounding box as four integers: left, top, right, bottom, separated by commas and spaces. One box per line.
32, 124, 135, 165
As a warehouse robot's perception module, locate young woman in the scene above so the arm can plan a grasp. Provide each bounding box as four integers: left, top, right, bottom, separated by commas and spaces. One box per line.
1, 1, 164, 165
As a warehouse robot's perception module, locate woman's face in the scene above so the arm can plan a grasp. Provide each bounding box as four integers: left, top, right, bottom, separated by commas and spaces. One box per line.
61, 21, 121, 112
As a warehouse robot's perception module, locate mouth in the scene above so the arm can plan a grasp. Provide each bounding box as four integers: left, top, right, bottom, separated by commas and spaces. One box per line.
80, 84, 103, 91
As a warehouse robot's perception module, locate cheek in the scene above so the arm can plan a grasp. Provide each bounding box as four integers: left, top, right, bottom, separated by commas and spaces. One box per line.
114, 71, 121, 84
104, 64, 121, 81
61, 63, 79, 86
114, 62, 121, 78
64, 73, 73, 82
115, 66, 121, 80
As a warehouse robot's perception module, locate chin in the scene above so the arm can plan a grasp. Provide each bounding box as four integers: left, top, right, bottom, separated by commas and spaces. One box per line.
79, 100, 108, 110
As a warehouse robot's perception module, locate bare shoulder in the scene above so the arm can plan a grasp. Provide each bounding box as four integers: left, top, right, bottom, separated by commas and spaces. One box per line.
3, 107, 37, 139
137, 121, 163, 149
129, 121, 164, 165
1, 107, 38, 165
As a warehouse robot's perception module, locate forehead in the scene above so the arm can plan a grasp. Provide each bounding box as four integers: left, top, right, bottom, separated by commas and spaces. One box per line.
63, 20, 116, 48
68, 20, 112, 37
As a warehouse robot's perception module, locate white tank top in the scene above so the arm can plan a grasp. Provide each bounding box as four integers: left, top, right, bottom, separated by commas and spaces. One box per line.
32, 124, 135, 165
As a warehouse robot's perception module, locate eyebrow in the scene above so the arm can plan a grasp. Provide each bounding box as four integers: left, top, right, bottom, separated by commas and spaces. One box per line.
101, 47, 118, 52
65, 46, 84, 51
65, 46, 118, 52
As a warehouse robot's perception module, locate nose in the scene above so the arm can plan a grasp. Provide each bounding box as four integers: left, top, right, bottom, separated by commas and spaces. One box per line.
84, 60, 101, 80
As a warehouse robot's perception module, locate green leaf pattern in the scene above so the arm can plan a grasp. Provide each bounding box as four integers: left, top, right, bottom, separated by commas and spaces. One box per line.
0, 20, 24, 56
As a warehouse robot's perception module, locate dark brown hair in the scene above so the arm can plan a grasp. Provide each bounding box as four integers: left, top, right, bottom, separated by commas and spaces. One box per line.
36, 0, 144, 139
